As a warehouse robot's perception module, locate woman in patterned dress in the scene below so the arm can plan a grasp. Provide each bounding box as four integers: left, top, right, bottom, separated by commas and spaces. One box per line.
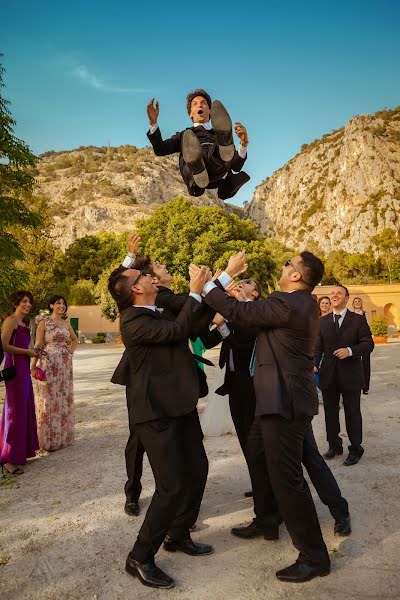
31, 295, 78, 451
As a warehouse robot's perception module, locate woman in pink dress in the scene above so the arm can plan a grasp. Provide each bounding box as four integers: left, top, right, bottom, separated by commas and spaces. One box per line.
0, 291, 40, 475
31, 295, 78, 451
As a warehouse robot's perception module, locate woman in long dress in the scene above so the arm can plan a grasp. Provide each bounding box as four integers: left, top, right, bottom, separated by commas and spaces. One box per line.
0, 290, 39, 475
352, 297, 371, 394
31, 295, 78, 451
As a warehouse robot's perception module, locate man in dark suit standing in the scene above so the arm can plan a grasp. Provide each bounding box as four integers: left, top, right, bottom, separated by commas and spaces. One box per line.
315, 285, 374, 466
108, 264, 212, 590
146, 90, 250, 200
193, 251, 331, 583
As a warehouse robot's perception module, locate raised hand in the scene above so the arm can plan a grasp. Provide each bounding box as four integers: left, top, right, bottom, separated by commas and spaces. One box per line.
225, 250, 247, 278
147, 98, 160, 126
212, 312, 226, 327
234, 122, 248, 146
128, 233, 140, 254
189, 265, 210, 295
212, 267, 222, 281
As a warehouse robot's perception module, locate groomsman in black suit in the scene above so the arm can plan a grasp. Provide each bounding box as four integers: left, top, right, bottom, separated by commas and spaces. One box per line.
120, 240, 222, 518
146, 90, 250, 200
315, 285, 374, 466
109, 264, 213, 590
193, 251, 331, 583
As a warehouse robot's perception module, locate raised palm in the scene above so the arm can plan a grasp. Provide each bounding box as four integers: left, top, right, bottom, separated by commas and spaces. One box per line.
147, 98, 159, 125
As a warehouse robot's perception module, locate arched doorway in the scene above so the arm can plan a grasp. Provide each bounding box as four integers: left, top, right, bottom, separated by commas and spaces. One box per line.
384, 303, 398, 330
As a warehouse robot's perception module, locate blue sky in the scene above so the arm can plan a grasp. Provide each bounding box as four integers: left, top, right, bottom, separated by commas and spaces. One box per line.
2, 0, 400, 205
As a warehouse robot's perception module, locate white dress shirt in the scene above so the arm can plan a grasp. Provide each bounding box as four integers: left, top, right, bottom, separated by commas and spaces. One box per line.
332, 307, 353, 356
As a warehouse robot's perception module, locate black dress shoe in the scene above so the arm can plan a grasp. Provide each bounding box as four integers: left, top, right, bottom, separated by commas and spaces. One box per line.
323, 447, 343, 459
343, 453, 361, 466
125, 554, 175, 589
363, 389, 369, 395
231, 520, 279, 540
276, 561, 330, 583
210, 100, 234, 162
244, 490, 253, 498
334, 515, 351, 536
182, 130, 209, 188
124, 501, 140, 517
164, 536, 214, 556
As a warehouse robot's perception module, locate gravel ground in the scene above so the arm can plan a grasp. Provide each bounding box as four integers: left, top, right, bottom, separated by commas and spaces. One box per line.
0, 343, 399, 600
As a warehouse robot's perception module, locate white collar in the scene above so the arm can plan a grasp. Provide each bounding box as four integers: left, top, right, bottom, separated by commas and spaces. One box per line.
193, 121, 212, 130
133, 305, 156, 311
333, 307, 348, 319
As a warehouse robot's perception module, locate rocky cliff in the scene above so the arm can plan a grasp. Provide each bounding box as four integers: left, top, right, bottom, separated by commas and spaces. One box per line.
34, 145, 225, 249
246, 106, 400, 254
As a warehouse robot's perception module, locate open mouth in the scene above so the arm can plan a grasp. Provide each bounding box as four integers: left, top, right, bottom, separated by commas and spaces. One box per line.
198, 109, 204, 115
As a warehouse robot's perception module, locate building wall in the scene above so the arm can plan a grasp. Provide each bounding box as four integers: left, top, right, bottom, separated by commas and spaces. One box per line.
315, 284, 400, 329
68, 305, 120, 334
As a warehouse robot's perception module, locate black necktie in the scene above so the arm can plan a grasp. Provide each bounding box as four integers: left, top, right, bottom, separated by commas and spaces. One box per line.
334, 313, 341, 334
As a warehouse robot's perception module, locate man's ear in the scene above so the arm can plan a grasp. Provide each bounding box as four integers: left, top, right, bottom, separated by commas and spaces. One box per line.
131, 283, 142, 295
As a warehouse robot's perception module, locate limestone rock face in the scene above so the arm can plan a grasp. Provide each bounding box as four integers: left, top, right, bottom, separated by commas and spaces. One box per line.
245, 107, 400, 254
34, 145, 223, 249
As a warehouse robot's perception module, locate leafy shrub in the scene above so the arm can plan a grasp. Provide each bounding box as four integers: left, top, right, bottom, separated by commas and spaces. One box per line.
370, 318, 388, 337
92, 335, 106, 344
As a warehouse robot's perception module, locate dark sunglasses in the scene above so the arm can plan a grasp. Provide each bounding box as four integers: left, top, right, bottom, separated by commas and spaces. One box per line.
284, 259, 302, 275
239, 279, 256, 286
131, 271, 153, 286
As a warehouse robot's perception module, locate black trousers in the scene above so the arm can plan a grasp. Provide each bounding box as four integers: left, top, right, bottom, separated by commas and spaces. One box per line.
124, 425, 145, 504
179, 143, 229, 196
245, 415, 330, 567
227, 371, 256, 454
131, 410, 208, 563
322, 384, 363, 454
362, 354, 371, 391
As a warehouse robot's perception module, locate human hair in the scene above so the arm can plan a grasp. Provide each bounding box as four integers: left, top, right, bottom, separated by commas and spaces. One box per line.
317, 295, 331, 316
10, 290, 34, 309
251, 280, 262, 300
186, 89, 212, 116
108, 266, 134, 311
132, 255, 155, 276
298, 251, 324, 289
48, 294, 68, 313
352, 296, 363, 309
336, 283, 350, 297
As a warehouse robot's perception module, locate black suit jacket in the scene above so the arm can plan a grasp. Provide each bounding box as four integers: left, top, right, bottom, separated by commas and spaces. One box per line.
205, 288, 319, 420
147, 126, 247, 173
314, 310, 374, 391
111, 297, 201, 424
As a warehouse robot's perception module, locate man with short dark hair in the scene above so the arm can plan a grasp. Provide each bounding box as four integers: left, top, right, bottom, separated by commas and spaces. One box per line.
191, 250, 331, 583
146, 89, 250, 200
315, 284, 374, 466
109, 264, 213, 590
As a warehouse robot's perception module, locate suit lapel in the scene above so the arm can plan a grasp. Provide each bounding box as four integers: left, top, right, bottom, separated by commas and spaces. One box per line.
338, 309, 352, 336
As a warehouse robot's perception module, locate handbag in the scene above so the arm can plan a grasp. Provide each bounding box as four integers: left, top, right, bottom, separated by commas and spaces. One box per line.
36, 356, 46, 381
0, 331, 17, 383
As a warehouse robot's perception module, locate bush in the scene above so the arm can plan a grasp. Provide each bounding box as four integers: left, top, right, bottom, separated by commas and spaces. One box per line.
92, 333, 107, 344
370, 317, 388, 337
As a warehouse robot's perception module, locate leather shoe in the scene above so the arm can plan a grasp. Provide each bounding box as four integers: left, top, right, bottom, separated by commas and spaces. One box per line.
164, 536, 214, 556
211, 100, 234, 162
182, 130, 209, 189
276, 561, 330, 583
334, 515, 351, 536
343, 453, 361, 466
323, 447, 343, 459
125, 554, 174, 589
124, 501, 140, 517
244, 490, 253, 498
231, 520, 279, 540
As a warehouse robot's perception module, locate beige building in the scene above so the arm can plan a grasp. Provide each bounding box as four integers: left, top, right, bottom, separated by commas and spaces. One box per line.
315, 283, 400, 330
68, 283, 400, 335
68, 305, 120, 336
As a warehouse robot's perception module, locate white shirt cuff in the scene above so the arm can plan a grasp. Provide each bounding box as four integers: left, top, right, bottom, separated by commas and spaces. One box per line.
202, 271, 232, 296
122, 255, 133, 268
238, 144, 247, 158
149, 123, 159, 135
189, 292, 202, 303
217, 323, 230, 339
347, 347, 353, 357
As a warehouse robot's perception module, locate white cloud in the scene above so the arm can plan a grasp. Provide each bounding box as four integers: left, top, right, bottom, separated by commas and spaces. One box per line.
71, 64, 148, 94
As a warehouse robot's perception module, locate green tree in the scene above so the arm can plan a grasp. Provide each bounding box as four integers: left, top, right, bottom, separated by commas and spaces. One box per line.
0, 54, 42, 313
60, 231, 128, 284
137, 197, 276, 289
371, 228, 400, 283
68, 279, 96, 305
95, 263, 119, 321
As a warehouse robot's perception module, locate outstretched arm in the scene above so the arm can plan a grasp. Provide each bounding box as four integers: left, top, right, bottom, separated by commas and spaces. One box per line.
146, 98, 180, 156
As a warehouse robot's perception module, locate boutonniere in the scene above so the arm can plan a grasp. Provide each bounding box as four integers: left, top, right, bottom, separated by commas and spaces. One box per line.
156, 307, 164, 314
